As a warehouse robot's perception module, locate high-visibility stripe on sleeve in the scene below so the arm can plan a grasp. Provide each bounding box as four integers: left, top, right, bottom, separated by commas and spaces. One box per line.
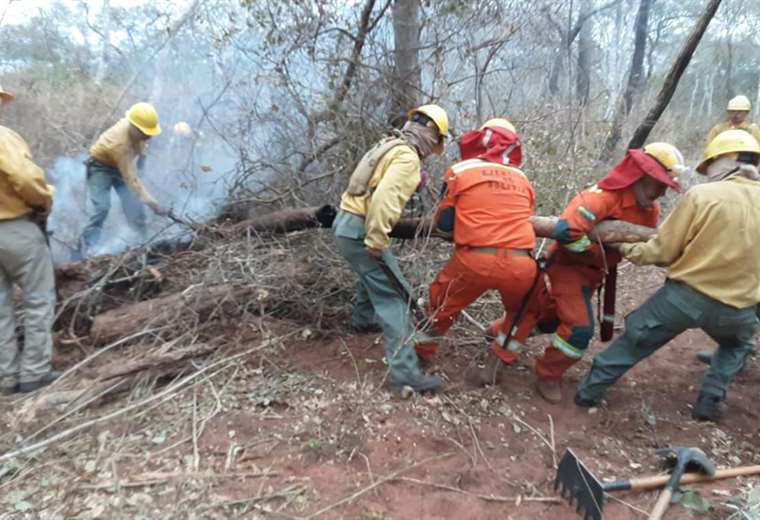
563, 235, 592, 253
577, 206, 597, 222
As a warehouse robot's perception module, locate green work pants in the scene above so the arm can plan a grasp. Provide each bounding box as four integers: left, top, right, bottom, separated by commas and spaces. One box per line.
333, 211, 422, 379
0, 217, 56, 386
577, 279, 757, 403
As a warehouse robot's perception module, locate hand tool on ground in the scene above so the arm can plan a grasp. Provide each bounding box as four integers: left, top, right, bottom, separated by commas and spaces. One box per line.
555, 448, 760, 520
648, 447, 715, 520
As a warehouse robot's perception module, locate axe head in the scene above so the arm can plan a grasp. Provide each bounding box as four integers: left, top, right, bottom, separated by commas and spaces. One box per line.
656, 446, 716, 477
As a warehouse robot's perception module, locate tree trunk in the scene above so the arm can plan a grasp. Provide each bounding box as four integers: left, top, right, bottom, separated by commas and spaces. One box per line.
600, 0, 652, 160
389, 0, 421, 126
94, 0, 111, 86
627, 0, 723, 149
549, 50, 563, 97
575, 2, 593, 106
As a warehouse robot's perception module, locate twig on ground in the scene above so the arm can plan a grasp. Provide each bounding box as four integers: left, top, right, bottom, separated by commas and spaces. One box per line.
298, 452, 454, 519
0, 337, 287, 463
548, 414, 557, 469
204, 484, 307, 511
396, 476, 561, 504
79, 471, 277, 491
511, 413, 557, 468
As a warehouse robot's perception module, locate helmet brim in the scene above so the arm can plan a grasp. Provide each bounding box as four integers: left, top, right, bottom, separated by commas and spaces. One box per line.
648, 168, 684, 192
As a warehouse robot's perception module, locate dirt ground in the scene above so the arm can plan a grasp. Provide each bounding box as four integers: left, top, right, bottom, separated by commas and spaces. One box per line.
0, 259, 758, 519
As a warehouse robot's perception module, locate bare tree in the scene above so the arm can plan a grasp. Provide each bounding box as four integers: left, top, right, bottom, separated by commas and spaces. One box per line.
389, 0, 421, 126
628, 0, 724, 148
600, 0, 652, 160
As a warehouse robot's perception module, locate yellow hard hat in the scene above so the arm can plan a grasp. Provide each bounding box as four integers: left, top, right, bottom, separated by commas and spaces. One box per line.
643, 142, 688, 176
481, 118, 516, 133
697, 129, 760, 174
408, 104, 449, 154
0, 84, 13, 103
126, 102, 161, 136
727, 95, 751, 112
173, 121, 192, 137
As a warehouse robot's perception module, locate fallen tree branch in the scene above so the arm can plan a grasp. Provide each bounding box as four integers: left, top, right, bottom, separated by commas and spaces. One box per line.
89, 285, 256, 346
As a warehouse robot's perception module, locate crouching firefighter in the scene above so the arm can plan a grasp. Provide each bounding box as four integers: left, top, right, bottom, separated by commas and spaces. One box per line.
520, 143, 686, 403
333, 104, 449, 393
576, 130, 760, 422
416, 118, 539, 385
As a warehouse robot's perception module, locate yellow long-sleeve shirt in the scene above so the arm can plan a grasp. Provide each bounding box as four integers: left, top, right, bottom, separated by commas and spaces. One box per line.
706, 121, 760, 146
90, 118, 158, 207
339, 144, 420, 250
0, 126, 54, 220
620, 176, 760, 308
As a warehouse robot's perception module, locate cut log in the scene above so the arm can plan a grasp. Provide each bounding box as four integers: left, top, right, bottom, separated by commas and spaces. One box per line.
89, 284, 256, 346
225, 205, 656, 243
229, 204, 337, 235
390, 216, 656, 243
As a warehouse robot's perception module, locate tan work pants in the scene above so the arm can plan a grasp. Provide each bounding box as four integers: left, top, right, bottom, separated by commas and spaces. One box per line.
0, 217, 56, 384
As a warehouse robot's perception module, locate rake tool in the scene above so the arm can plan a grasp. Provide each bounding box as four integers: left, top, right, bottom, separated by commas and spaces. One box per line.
555, 448, 760, 520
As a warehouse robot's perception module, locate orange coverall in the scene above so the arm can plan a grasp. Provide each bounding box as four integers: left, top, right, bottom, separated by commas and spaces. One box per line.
504, 185, 660, 379
419, 158, 537, 359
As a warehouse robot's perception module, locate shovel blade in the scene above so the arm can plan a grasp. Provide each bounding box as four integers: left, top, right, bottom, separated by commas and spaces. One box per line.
555, 449, 605, 520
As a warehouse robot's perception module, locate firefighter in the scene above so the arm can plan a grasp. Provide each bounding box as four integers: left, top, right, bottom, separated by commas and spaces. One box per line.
333, 104, 448, 393
576, 130, 760, 422
79, 102, 168, 256
516, 143, 686, 403
0, 85, 59, 394
705, 95, 760, 146
417, 118, 537, 385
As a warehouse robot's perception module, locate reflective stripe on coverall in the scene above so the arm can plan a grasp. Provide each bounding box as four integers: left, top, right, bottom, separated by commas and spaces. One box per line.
491, 185, 659, 378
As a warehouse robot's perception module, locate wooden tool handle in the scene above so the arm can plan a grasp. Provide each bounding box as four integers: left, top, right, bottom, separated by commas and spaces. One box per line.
630, 465, 760, 491
648, 488, 673, 520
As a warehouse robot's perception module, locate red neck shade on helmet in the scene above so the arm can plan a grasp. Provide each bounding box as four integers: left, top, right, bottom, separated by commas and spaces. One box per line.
458, 126, 523, 167
598, 148, 683, 192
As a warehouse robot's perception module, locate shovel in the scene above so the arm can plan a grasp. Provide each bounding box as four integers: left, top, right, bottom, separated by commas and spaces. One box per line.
555, 448, 760, 520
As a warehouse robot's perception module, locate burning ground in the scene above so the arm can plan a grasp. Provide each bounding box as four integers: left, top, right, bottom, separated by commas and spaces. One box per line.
0, 224, 758, 519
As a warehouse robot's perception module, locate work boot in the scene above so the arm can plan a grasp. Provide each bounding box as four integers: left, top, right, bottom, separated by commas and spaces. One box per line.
464, 355, 504, 387
351, 323, 383, 334
691, 393, 727, 422
0, 376, 18, 396
535, 378, 562, 404
574, 393, 600, 408
17, 371, 61, 394
388, 371, 442, 394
